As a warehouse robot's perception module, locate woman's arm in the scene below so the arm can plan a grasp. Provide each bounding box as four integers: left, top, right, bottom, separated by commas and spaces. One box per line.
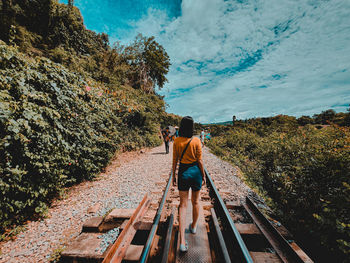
172, 142, 178, 185
172, 159, 177, 185
197, 159, 206, 186
195, 138, 206, 185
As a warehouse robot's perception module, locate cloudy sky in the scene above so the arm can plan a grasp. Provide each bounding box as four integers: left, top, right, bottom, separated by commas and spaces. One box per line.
61, 0, 350, 123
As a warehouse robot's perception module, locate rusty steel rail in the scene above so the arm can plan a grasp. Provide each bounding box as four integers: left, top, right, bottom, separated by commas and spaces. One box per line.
140, 171, 174, 263
103, 194, 150, 263
161, 207, 175, 263
210, 207, 232, 263
204, 166, 254, 263
244, 197, 307, 263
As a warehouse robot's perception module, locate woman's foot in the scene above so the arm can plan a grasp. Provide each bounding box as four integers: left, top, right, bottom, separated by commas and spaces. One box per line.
189, 222, 197, 234
180, 241, 188, 252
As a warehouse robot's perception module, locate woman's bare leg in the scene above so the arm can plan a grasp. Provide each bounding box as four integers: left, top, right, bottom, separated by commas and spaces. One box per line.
191, 190, 201, 229
179, 190, 189, 245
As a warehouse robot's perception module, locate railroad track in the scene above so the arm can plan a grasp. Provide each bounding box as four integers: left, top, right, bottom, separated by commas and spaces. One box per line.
61, 167, 313, 263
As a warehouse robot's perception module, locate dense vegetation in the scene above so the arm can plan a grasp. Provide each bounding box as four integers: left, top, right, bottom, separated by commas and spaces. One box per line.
207, 115, 350, 262
0, 0, 175, 233
225, 109, 349, 127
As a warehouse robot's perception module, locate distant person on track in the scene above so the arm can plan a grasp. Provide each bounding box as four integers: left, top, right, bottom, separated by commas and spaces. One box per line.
200, 129, 205, 146
205, 131, 211, 141
162, 127, 171, 154
172, 116, 206, 252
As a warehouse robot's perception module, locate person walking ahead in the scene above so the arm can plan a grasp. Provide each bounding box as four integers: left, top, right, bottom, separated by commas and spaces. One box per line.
200, 129, 205, 146
162, 127, 171, 154
172, 116, 206, 252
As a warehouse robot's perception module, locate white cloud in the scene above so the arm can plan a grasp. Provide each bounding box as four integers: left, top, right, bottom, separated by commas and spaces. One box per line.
125, 0, 350, 123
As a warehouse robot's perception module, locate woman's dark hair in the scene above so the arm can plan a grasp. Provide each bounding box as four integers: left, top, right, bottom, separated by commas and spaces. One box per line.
179, 116, 194, 138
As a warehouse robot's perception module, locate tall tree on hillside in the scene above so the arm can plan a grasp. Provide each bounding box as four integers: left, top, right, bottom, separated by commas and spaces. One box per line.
297, 115, 314, 126
345, 104, 350, 126
313, 109, 336, 124
125, 34, 170, 93
232, 115, 236, 125
68, 0, 74, 6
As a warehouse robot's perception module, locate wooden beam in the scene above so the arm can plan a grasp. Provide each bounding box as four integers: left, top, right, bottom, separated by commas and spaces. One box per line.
102, 194, 151, 263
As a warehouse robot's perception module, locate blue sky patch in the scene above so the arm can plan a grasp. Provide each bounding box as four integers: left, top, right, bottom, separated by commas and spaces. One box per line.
59, 0, 350, 123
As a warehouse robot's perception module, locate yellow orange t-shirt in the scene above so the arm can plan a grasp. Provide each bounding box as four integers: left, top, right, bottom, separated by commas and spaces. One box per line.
173, 137, 202, 164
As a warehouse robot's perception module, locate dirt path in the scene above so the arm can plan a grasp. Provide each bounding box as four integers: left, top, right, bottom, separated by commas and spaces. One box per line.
0, 142, 256, 263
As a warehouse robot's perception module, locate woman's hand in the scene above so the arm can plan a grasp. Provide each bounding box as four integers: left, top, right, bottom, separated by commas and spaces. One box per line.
173, 178, 177, 186
202, 175, 206, 186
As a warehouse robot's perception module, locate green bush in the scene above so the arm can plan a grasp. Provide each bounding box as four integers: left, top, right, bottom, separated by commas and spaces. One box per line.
207, 124, 350, 261
0, 42, 164, 231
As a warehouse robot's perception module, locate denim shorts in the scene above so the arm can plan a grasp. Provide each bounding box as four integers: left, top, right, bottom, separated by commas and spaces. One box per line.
178, 162, 202, 191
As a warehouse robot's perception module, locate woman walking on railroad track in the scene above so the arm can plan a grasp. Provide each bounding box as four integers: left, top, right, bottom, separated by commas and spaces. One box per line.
172, 116, 206, 252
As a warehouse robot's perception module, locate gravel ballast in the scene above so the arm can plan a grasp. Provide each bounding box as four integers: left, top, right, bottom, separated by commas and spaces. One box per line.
0, 143, 258, 263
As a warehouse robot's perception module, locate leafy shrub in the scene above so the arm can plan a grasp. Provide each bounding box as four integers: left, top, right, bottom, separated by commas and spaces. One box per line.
207, 124, 350, 262
48, 46, 70, 64
0, 42, 164, 231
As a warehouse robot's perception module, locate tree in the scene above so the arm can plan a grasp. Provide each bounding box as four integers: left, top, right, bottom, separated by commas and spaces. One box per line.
105, 42, 131, 84
98, 32, 109, 49
125, 34, 170, 93
68, 0, 74, 6
297, 115, 314, 126
142, 35, 170, 90
313, 109, 336, 124
345, 104, 350, 126
232, 115, 236, 125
